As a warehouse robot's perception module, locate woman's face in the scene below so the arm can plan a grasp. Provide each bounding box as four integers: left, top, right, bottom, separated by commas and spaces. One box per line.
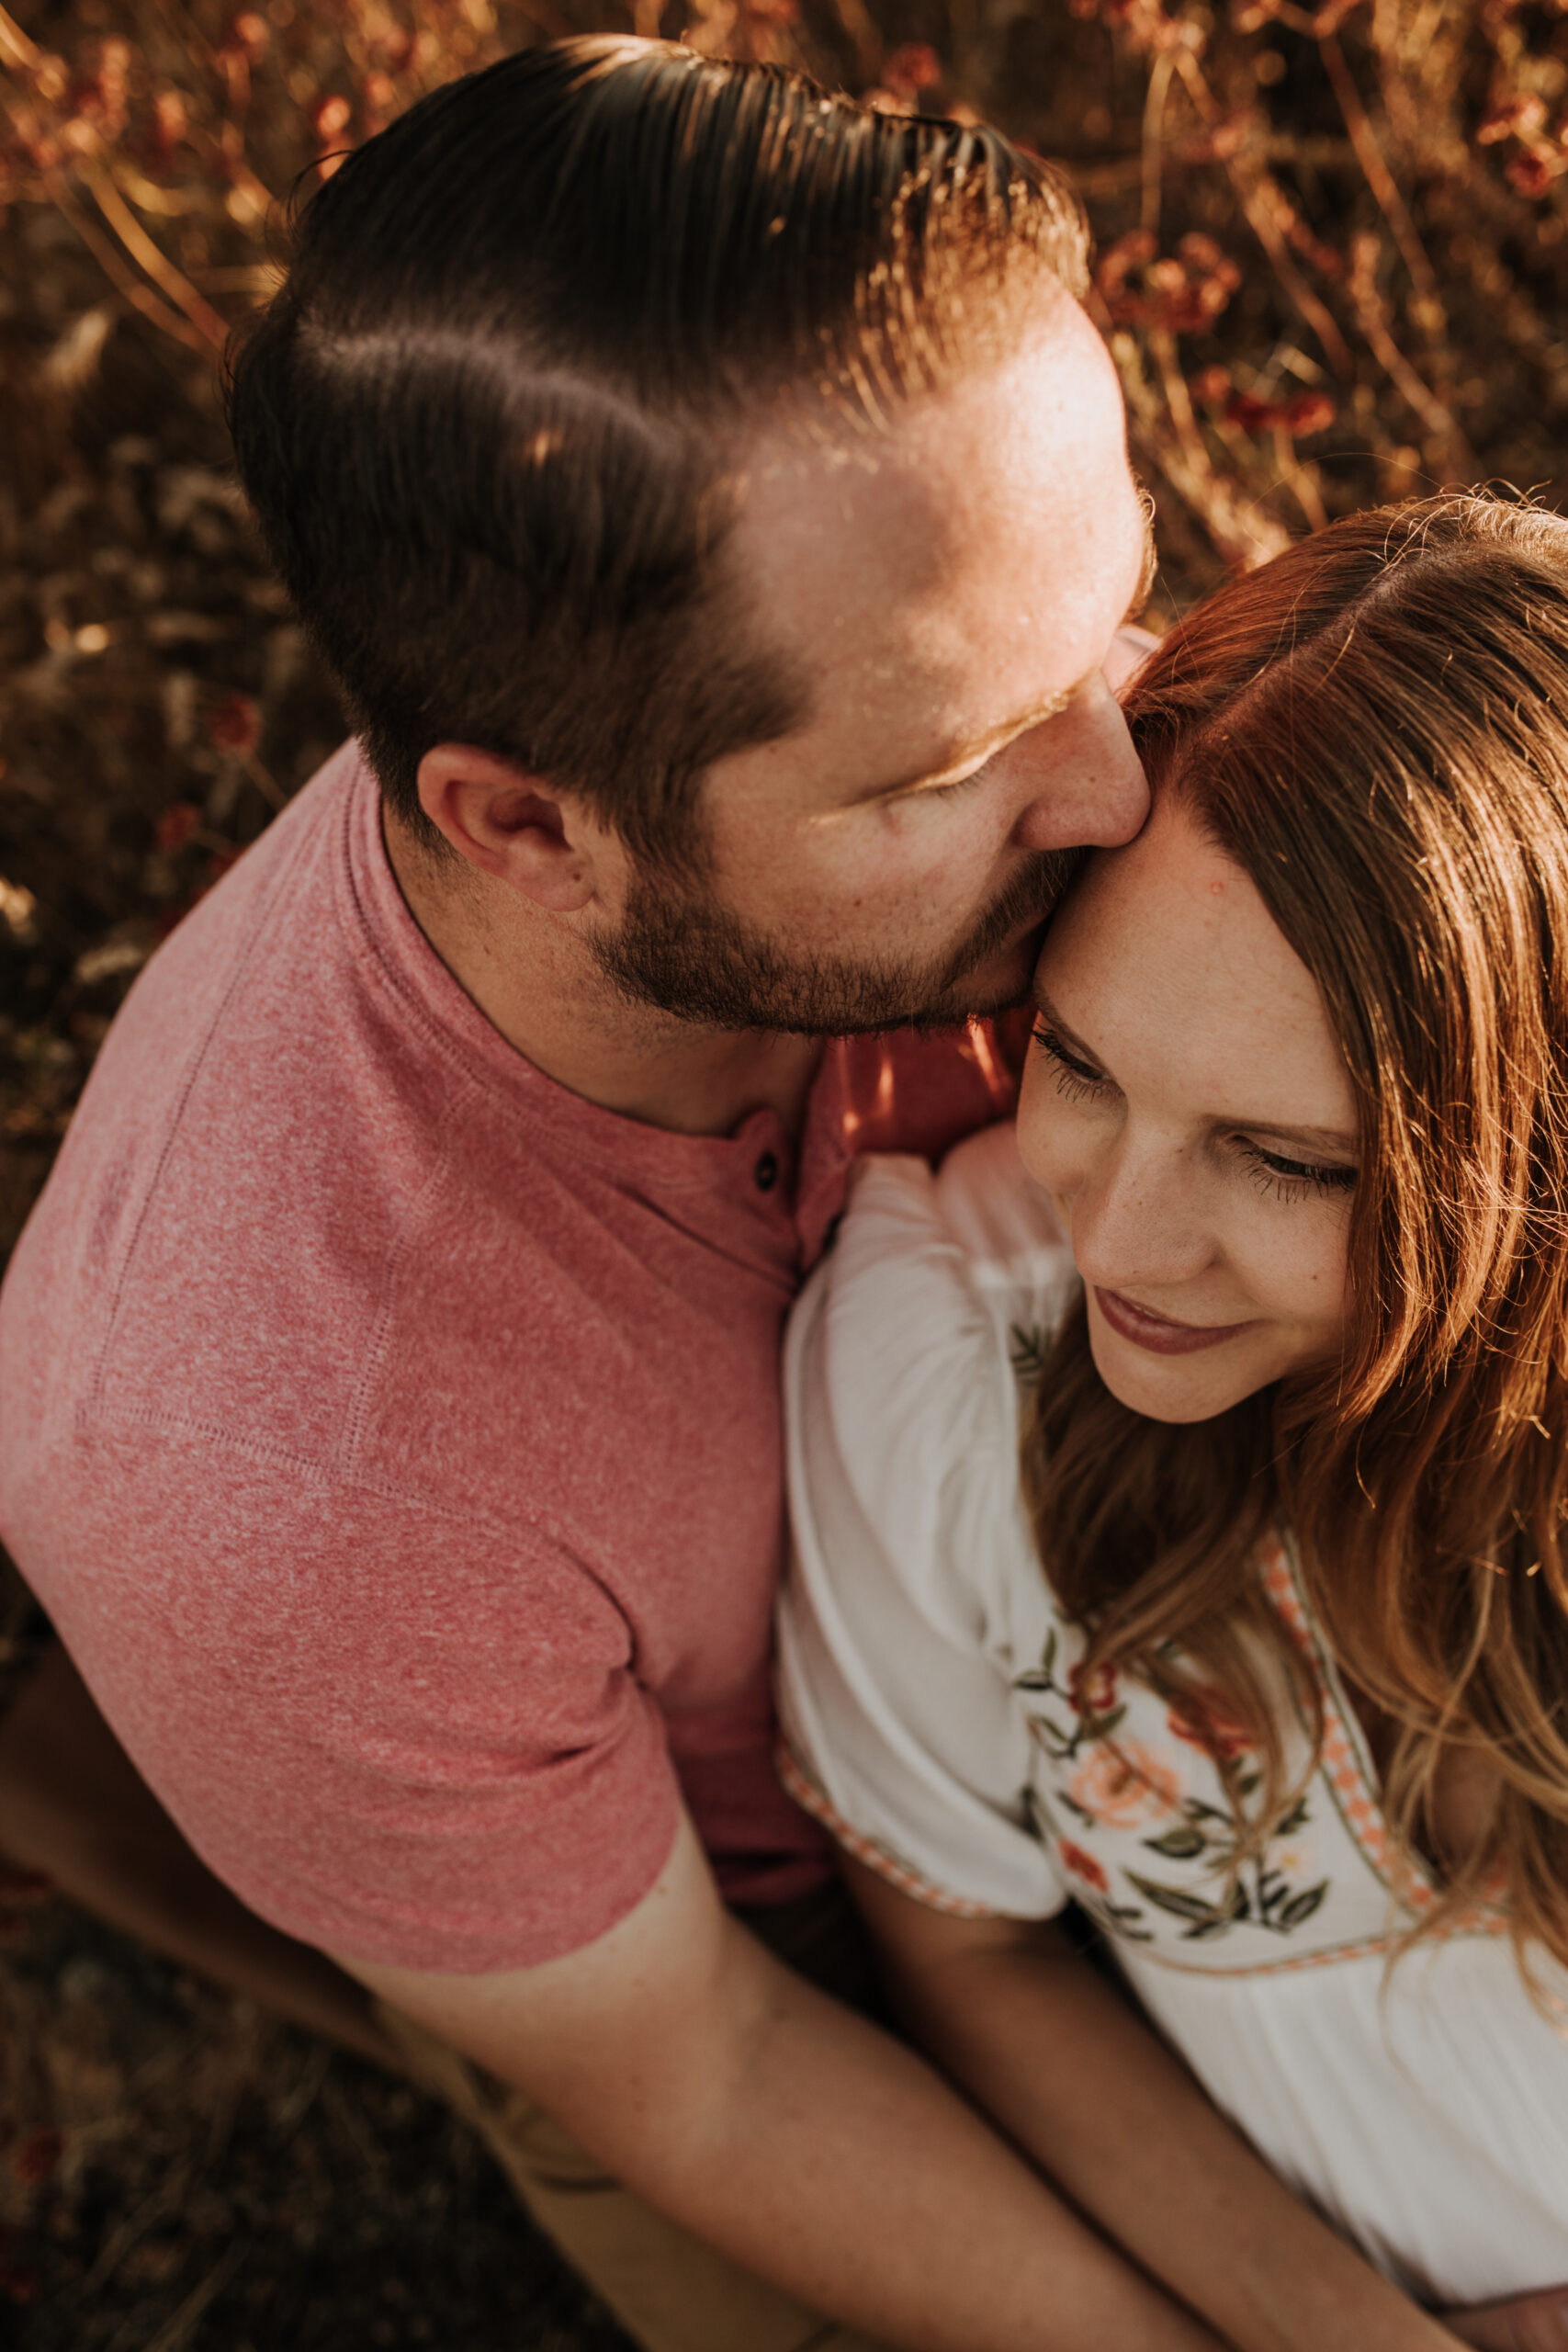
1019, 786, 1359, 1423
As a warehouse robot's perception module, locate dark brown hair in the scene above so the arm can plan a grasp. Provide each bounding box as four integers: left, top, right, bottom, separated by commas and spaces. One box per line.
226, 37, 1087, 865
1024, 492, 1568, 1984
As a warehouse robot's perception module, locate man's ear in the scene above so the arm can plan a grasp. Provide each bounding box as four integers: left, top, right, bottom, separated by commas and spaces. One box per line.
415, 743, 612, 915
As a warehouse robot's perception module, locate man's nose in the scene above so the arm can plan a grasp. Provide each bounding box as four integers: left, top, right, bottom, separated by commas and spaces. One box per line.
1011, 673, 1149, 854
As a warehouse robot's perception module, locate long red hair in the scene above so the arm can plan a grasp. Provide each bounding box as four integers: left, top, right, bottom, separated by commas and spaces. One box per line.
1025, 492, 1568, 1984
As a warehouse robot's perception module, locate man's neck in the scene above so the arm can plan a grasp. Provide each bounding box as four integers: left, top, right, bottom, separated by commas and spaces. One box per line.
385, 815, 824, 1141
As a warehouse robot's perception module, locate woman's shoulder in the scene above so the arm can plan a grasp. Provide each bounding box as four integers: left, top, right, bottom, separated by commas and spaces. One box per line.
785, 1124, 1076, 1626
834, 1120, 1076, 1310
934, 1120, 1075, 1280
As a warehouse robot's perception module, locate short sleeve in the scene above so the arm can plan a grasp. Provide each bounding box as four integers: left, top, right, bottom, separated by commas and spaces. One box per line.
777, 1136, 1071, 1921
23, 1423, 682, 1977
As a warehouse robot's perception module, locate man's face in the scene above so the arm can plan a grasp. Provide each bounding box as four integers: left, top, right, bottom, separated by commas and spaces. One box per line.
588, 292, 1153, 1035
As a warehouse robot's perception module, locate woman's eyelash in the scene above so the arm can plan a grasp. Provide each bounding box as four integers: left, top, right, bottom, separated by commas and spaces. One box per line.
1032, 1020, 1357, 1201
1032, 1021, 1111, 1099
1238, 1140, 1357, 1200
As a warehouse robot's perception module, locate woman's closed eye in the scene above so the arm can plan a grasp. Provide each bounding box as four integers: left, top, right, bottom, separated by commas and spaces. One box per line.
1236, 1139, 1357, 1202
1033, 1019, 1357, 1202
1032, 1021, 1114, 1102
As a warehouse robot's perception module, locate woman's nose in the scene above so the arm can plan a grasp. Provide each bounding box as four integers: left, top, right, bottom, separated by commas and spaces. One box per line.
1068, 1132, 1215, 1295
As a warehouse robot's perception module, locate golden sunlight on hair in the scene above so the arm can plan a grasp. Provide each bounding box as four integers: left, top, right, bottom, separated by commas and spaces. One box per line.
1026, 491, 1568, 1996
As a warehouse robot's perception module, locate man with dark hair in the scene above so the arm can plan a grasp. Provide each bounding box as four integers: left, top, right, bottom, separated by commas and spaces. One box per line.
0, 37, 1342, 2352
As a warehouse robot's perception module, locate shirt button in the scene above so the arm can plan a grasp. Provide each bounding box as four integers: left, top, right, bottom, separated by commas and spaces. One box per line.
754, 1150, 780, 1193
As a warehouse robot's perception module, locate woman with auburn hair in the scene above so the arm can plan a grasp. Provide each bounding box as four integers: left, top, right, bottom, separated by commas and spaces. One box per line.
779, 492, 1568, 2339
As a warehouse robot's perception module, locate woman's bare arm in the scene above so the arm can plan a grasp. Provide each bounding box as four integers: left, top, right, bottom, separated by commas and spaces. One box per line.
844, 1858, 1464, 2352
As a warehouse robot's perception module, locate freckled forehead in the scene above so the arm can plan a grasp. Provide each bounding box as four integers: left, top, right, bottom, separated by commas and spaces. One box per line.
1041, 792, 1355, 1120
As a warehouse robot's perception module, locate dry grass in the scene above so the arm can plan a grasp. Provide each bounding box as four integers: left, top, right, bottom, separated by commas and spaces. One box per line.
0, 1792, 630, 2350
3, 0, 1567, 2342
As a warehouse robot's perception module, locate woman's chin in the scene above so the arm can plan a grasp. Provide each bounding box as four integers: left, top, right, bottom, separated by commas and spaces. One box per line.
1087, 1325, 1263, 1424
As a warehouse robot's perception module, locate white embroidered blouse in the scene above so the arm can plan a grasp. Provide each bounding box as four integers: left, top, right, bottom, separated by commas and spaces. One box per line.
777, 1122, 1568, 2311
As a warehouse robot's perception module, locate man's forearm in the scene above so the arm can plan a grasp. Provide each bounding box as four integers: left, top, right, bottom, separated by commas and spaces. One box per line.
881, 1926, 1458, 2352
574, 1927, 1224, 2352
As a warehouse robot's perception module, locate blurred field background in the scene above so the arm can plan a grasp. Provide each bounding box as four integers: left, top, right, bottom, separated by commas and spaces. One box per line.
2, 0, 1568, 2342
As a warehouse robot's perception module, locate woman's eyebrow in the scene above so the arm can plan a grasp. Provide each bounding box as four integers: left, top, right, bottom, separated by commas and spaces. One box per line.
1241, 1118, 1359, 1155
1032, 989, 1358, 1154
1030, 989, 1103, 1065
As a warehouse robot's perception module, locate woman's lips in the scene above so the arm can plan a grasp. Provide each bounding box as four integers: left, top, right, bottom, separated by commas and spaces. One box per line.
1093, 1286, 1256, 1356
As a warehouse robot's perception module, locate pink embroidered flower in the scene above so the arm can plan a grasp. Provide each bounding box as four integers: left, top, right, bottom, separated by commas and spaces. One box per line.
1168, 1689, 1254, 1763
1067, 1658, 1120, 1718
1068, 1741, 1182, 1829
1058, 1840, 1110, 1894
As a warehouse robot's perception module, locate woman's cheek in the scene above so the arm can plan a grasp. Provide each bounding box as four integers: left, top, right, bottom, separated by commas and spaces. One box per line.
1016, 1067, 1087, 1205
1232, 1197, 1352, 1339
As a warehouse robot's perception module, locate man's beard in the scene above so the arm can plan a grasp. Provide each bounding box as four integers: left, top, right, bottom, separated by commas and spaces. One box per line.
584, 849, 1080, 1035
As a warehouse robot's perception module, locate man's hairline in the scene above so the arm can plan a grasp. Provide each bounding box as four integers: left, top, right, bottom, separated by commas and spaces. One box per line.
698, 277, 1134, 800
389, 272, 1110, 886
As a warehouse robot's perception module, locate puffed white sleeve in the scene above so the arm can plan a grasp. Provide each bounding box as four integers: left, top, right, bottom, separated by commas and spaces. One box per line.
776, 1140, 1069, 1920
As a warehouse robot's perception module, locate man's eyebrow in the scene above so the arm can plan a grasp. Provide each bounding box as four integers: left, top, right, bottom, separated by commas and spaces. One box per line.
1125, 497, 1158, 625
853, 503, 1158, 809
1031, 990, 1358, 1154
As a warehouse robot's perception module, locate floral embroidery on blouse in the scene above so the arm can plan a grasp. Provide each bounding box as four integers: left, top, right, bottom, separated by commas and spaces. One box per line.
1010, 1618, 1330, 1951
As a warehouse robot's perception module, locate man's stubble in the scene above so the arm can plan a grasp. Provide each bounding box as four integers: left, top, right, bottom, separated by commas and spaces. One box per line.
584, 847, 1081, 1037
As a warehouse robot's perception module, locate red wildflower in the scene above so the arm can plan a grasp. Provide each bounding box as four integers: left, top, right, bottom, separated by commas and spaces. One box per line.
150, 87, 187, 168
13, 2130, 61, 2187
1223, 388, 1336, 437
207, 692, 260, 755
1478, 93, 1547, 144
1097, 228, 1240, 333
155, 801, 200, 854
883, 44, 943, 100
1506, 150, 1566, 198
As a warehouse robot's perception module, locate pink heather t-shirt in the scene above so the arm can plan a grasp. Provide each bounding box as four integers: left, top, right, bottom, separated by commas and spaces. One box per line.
0, 743, 1012, 1974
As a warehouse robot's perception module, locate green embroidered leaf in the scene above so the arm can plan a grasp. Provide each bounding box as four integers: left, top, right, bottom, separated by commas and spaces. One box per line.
1122, 1872, 1236, 1928
1022, 1786, 1057, 1844
1015, 1627, 1058, 1690
1277, 1883, 1329, 1931
1024, 1714, 1077, 1761
1010, 1324, 1049, 1385
1142, 1825, 1209, 1861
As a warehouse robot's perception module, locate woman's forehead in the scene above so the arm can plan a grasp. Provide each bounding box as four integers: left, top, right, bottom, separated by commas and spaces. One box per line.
1037, 794, 1355, 1129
